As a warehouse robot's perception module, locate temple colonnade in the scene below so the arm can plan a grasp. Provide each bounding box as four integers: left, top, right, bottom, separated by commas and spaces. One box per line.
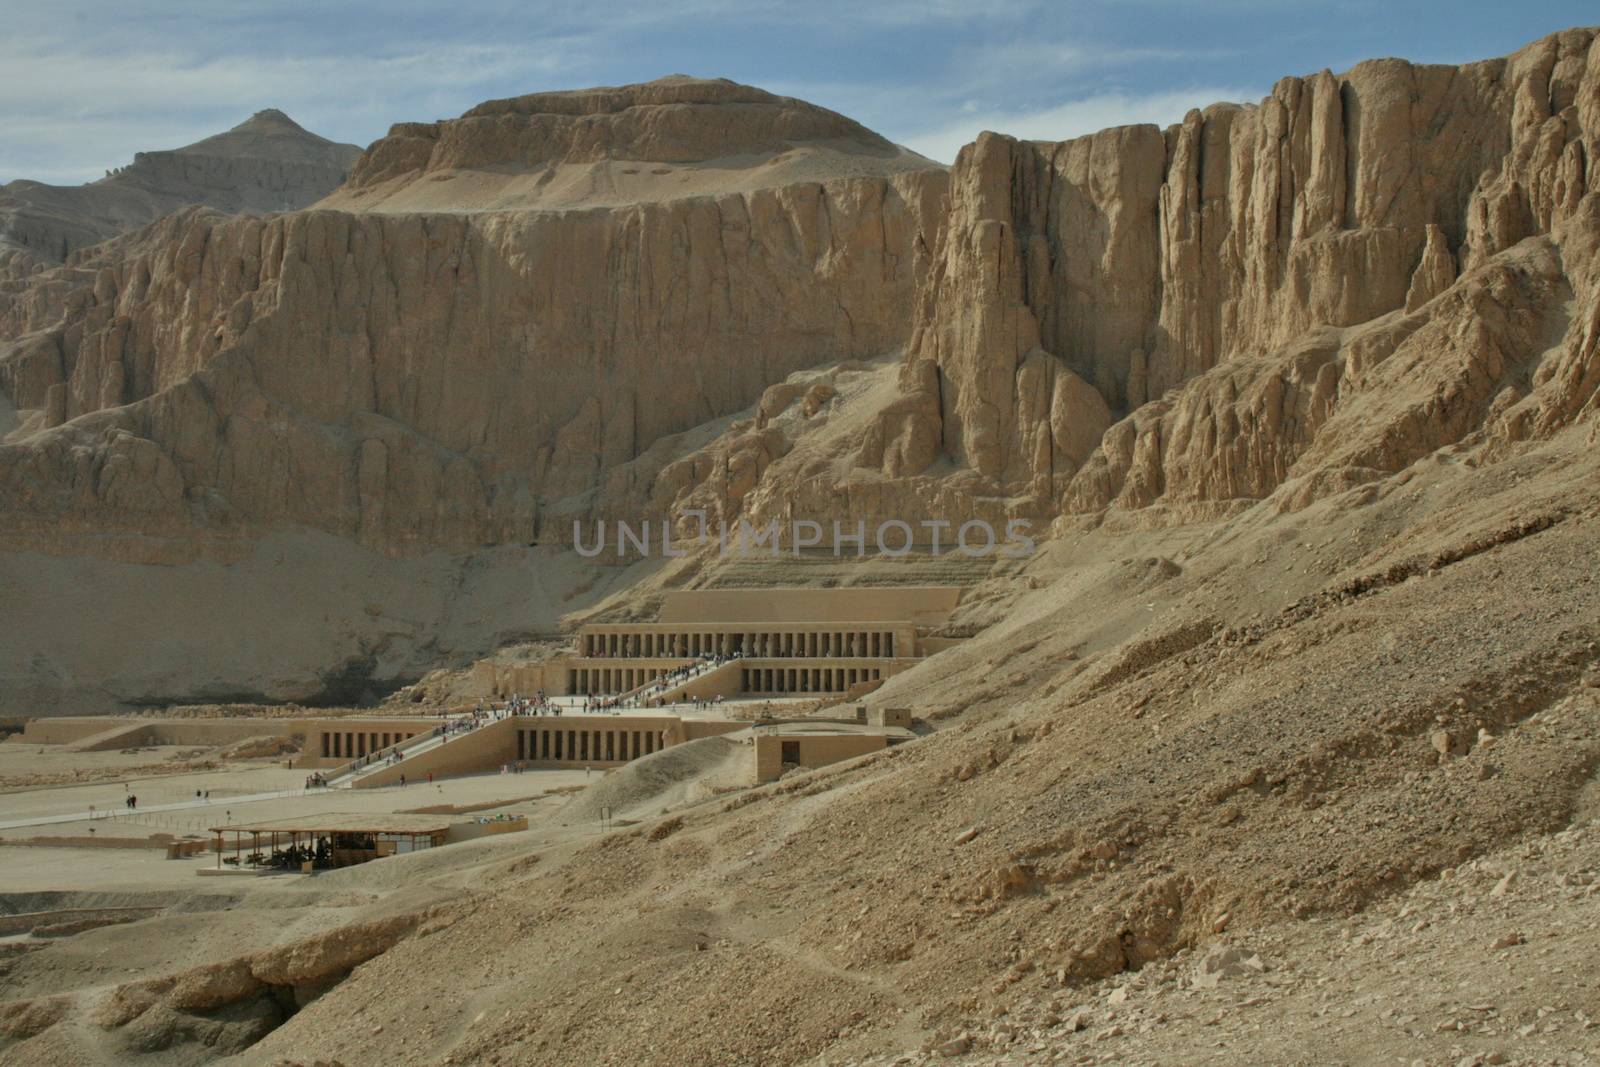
516, 722, 667, 763
581, 628, 898, 659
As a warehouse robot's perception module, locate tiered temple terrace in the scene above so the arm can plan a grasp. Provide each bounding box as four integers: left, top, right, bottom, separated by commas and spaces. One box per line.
491, 586, 965, 701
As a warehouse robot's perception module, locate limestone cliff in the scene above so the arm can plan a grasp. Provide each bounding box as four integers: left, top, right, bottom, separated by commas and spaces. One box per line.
15, 37, 1596, 557
1056, 29, 1599, 521
673, 28, 1600, 533
325, 75, 937, 213
0, 79, 947, 560
5, 40, 1600, 710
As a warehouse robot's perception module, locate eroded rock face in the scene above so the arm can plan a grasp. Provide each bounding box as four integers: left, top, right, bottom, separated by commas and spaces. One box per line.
9, 911, 435, 1060
348, 75, 902, 186
0, 170, 945, 556
837, 26, 1600, 525
5, 35, 1600, 568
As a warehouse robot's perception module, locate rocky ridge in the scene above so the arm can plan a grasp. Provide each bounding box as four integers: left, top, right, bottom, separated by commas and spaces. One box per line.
0, 110, 361, 267
3, 37, 1600, 708
646, 29, 1600, 539
341, 75, 924, 192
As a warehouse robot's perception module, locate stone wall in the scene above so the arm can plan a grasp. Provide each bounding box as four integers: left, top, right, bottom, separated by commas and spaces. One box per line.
16, 716, 298, 748
753, 732, 888, 783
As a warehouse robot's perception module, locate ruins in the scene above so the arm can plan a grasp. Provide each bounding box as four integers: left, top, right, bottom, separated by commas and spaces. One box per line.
489, 586, 963, 700
9, 587, 947, 788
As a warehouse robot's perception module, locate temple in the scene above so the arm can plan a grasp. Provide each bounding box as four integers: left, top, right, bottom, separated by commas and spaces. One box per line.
14, 587, 963, 791
484, 586, 965, 701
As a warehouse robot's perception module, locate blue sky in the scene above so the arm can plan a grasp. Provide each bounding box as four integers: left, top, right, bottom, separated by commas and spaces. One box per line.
2, 1, 1595, 185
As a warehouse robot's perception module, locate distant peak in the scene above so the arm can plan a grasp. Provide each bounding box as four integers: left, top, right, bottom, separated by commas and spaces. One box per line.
169, 110, 361, 164
235, 109, 306, 133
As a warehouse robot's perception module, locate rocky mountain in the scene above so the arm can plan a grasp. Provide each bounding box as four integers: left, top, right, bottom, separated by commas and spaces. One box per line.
3, 28, 1600, 1067
1, 34, 1599, 711
690, 28, 1600, 538
0, 78, 947, 710
328, 74, 938, 211
0, 78, 946, 564
0, 109, 361, 267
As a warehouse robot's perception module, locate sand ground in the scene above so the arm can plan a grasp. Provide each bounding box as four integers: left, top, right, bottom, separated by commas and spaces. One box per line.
0, 745, 598, 893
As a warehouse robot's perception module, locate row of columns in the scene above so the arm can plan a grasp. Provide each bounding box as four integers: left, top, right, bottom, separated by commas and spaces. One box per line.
323, 729, 418, 759
582, 629, 897, 659
516, 725, 664, 763
574, 666, 670, 695
741, 666, 882, 694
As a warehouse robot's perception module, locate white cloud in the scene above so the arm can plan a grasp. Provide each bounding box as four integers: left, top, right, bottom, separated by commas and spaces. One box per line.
901, 86, 1259, 163
0, 39, 587, 184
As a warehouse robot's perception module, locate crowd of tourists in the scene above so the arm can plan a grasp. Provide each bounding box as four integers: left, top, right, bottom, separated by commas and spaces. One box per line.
436, 715, 480, 739
489, 692, 553, 717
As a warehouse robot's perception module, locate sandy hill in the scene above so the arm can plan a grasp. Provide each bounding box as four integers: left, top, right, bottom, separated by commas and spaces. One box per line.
0, 110, 361, 265
321, 75, 940, 212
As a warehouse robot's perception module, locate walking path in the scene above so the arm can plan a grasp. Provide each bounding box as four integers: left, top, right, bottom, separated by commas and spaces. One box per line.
0, 787, 321, 831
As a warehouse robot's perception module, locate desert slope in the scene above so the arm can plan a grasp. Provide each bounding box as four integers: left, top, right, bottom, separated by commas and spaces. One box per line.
3, 411, 1594, 1067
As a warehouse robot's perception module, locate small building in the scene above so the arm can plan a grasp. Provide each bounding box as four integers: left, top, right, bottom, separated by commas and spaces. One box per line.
750, 723, 911, 783
208, 813, 466, 872
857, 706, 914, 728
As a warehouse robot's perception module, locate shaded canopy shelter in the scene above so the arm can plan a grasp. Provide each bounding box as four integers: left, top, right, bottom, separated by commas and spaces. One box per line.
208, 812, 453, 871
